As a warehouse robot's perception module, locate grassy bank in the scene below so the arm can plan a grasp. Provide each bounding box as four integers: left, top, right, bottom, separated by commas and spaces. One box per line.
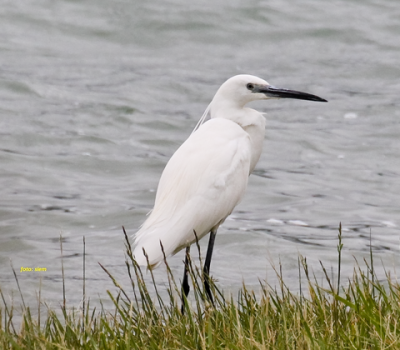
1, 226, 399, 349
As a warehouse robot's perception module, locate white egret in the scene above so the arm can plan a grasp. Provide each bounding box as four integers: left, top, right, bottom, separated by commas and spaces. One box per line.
133, 74, 327, 305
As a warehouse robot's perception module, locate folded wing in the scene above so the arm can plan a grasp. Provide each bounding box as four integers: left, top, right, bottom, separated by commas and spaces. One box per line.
133, 118, 252, 267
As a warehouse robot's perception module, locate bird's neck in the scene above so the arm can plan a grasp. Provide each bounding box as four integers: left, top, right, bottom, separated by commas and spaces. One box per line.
210, 101, 257, 125
210, 104, 266, 174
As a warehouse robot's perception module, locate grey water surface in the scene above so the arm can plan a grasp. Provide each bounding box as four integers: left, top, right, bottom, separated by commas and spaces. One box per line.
0, 0, 399, 311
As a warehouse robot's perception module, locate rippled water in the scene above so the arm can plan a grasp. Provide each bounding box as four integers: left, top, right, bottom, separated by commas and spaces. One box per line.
1, 0, 399, 310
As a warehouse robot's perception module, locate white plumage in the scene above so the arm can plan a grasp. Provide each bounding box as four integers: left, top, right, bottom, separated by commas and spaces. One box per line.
134, 118, 253, 267
133, 74, 326, 270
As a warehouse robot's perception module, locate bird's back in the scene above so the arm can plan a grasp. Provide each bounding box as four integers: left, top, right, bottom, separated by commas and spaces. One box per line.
133, 118, 252, 267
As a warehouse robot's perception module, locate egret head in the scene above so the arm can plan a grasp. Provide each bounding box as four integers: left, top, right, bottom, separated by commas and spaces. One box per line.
212, 74, 327, 109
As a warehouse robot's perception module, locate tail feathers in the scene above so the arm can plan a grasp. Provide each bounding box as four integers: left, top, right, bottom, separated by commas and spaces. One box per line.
132, 196, 231, 268
132, 237, 167, 269
132, 225, 186, 269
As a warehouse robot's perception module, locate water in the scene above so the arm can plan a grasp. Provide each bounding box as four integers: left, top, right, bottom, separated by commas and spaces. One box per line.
1, 0, 399, 311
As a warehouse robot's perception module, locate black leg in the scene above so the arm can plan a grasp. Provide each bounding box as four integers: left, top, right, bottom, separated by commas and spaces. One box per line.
181, 246, 190, 314
203, 229, 217, 305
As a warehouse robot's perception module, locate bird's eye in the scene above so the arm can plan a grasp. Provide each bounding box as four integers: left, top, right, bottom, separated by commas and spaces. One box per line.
246, 83, 254, 90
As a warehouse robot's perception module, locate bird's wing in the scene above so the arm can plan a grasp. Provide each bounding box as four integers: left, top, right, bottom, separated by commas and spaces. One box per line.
133, 118, 252, 267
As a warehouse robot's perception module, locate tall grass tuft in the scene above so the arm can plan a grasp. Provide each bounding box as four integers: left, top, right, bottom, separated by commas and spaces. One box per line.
1, 225, 399, 349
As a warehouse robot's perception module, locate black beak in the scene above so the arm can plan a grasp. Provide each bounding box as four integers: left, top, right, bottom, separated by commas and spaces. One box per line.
258, 85, 327, 102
